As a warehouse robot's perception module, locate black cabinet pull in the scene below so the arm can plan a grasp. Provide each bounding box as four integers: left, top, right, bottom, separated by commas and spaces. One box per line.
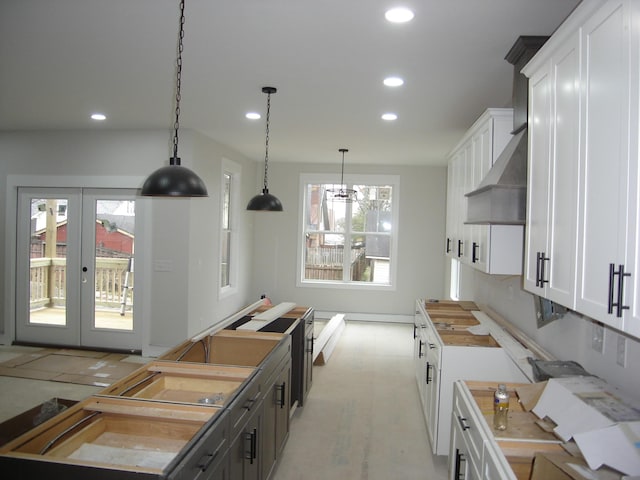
457, 239, 463, 258
413, 324, 417, 339
446, 237, 452, 254
457, 415, 470, 431
425, 362, 432, 384
245, 428, 257, 464
251, 428, 257, 463
418, 340, 425, 358
608, 263, 616, 314
611, 264, 631, 317
472, 242, 479, 263
278, 382, 286, 408
540, 252, 550, 285
454, 448, 466, 480
535, 252, 542, 287
197, 444, 221, 472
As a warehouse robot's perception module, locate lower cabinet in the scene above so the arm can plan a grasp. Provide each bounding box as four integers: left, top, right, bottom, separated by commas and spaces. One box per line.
229, 399, 263, 480
260, 355, 291, 480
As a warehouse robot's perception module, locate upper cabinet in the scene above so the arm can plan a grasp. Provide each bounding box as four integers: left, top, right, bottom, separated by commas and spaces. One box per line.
523, 32, 580, 308
523, 0, 640, 338
445, 109, 524, 275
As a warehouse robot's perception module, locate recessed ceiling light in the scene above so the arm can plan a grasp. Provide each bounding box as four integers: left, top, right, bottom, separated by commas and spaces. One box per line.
384, 76, 404, 87
385, 7, 415, 23
382, 113, 398, 121
90, 113, 106, 121
246, 112, 261, 120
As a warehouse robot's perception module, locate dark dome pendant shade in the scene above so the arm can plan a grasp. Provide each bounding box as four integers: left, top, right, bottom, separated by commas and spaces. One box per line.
247, 87, 283, 211
141, 0, 208, 198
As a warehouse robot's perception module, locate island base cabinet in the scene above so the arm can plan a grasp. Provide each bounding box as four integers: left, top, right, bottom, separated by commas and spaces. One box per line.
229, 399, 263, 480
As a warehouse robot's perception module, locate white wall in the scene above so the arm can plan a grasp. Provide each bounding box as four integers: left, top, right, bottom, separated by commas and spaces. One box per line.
0, 129, 258, 355
249, 161, 447, 320
455, 264, 640, 399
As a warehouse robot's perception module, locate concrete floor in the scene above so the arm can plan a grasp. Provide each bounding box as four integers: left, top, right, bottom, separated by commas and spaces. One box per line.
0, 322, 448, 480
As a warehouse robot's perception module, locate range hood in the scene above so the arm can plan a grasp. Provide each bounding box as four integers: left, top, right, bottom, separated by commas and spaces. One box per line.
465, 128, 528, 225
465, 36, 548, 225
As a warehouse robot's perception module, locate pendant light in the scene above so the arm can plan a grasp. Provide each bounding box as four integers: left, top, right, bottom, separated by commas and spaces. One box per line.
141, 0, 208, 197
246, 87, 283, 211
327, 148, 358, 202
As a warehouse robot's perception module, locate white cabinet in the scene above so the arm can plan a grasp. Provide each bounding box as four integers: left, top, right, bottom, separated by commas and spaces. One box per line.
449, 382, 518, 480
445, 109, 524, 275
413, 300, 529, 456
576, 0, 640, 337
523, 0, 640, 338
523, 31, 580, 308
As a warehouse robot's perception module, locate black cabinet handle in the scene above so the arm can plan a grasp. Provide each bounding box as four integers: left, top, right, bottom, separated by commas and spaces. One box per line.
454, 448, 466, 480
457, 415, 470, 431
610, 264, 631, 317
418, 340, 425, 358
457, 240, 463, 258
413, 324, 417, 339
244, 428, 257, 464
608, 263, 616, 314
446, 237, 452, 254
540, 252, 549, 285
472, 242, 479, 263
197, 444, 222, 472
425, 362, 432, 384
278, 382, 286, 408
536, 252, 542, 287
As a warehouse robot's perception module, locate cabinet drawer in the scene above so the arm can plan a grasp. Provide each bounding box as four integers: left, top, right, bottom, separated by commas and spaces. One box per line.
227, 376, 262, 438
169, 412, 229, 480
452, 383, 484, 469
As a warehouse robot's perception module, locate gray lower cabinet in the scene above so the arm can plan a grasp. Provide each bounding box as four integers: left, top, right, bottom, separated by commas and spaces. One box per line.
229, 398, 263, 480
261, 355, 291, 480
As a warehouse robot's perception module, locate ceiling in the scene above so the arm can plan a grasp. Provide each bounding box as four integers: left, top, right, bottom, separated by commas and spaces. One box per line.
0, 0, 581, 167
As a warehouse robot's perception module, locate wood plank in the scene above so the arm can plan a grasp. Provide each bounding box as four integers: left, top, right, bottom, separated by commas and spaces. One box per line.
313, 314, 345, 365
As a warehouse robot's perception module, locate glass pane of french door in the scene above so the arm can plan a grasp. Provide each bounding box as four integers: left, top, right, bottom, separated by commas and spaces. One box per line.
16, 188, 82, 345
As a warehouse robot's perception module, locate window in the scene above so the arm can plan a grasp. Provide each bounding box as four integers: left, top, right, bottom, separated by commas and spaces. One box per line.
220, 160, 240, 296
299, 174, 399, 288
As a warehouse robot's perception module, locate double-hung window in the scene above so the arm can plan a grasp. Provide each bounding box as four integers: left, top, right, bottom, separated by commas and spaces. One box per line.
299, 173, 399, 288
220, 160, 240, 297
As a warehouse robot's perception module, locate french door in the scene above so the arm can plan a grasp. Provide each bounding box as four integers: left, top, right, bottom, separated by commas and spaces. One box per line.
16, 187, 141, 351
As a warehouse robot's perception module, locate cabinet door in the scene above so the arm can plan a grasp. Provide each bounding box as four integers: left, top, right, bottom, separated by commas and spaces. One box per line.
524, 60, 552, 294
545, 33, 580, 307
229, 405, 262, 480
424, 342, 440, 451
448, 418, 480, 480
261, 362, 290, 480
525, 32, 581, 307
576, 0, 630, 327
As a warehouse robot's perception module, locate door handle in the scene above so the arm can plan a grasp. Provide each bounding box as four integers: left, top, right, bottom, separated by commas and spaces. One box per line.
425, 362, 432, 384
540, 252, 550, 285
446, 237, 452, 254
472, 242, 478, 263
418, 340, 425, 358
457, 240, 463, 258
277, 382, 286, 408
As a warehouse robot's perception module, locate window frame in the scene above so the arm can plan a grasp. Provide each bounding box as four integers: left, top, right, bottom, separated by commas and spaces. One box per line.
219, 159, 241, 299
297, 173, 399, 290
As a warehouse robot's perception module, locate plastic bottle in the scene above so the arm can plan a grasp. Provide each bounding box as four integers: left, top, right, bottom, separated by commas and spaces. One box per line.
493, 384, 509, 431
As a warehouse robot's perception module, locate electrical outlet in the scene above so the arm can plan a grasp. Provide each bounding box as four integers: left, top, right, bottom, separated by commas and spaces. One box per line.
617, 335, 627, 367
592, 322, 604, 353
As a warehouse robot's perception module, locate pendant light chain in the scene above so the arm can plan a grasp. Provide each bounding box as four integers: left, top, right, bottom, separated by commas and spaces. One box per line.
172, 0, 186, 161
263, 90, 272, 191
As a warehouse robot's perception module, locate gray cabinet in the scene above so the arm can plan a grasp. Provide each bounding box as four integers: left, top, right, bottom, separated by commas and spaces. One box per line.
229, 398, 263, 480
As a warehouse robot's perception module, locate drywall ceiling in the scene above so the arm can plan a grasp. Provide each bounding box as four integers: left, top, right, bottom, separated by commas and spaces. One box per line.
0, 0, 581, 166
